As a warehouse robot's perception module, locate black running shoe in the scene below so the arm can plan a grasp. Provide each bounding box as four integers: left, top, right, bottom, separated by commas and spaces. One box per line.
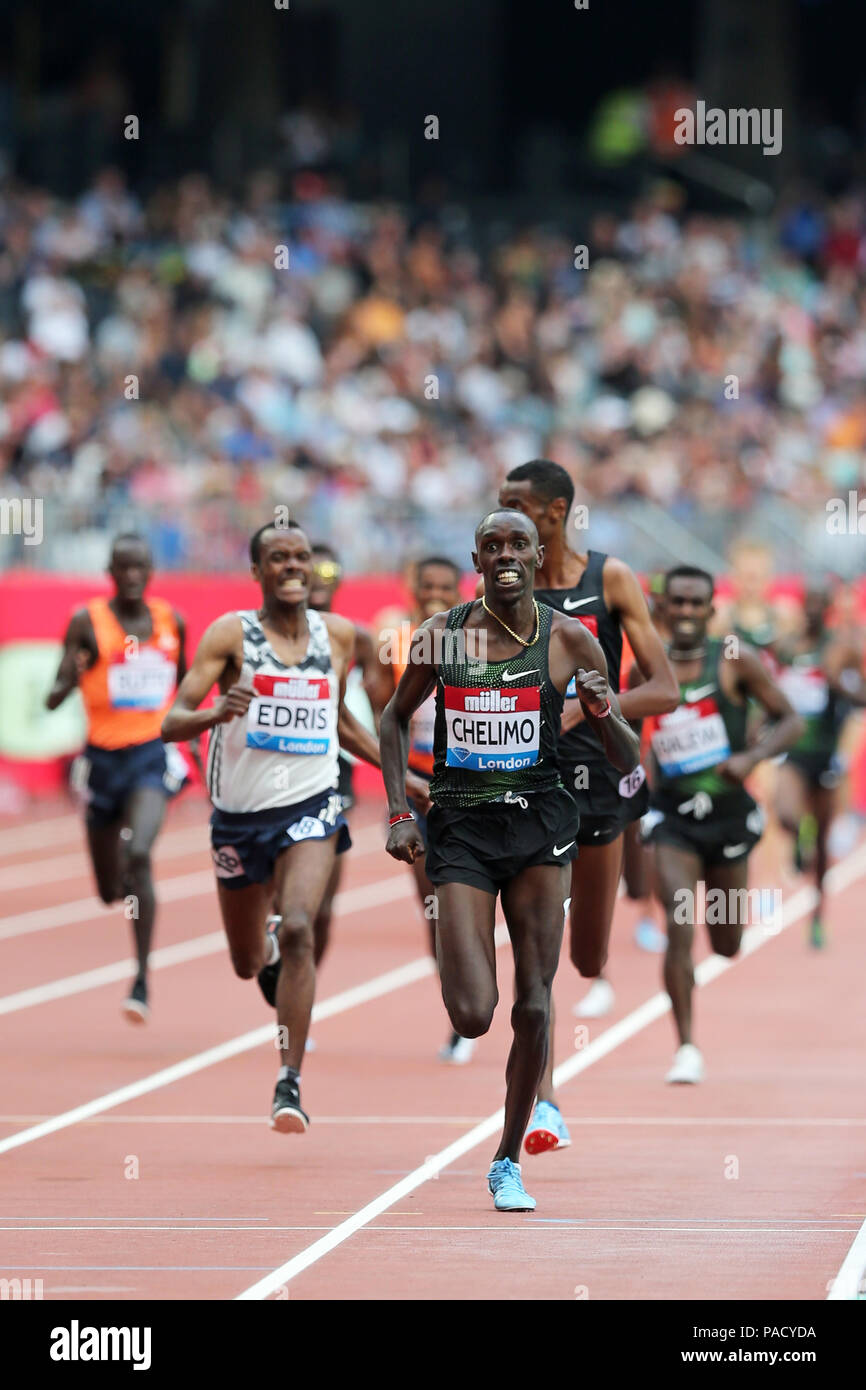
122, 976, 149, 1025
257, 917, 281, 1007
270, 1076, 310, 1134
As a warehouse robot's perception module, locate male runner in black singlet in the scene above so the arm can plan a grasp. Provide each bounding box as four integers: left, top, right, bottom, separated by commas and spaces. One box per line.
643, 567, 802, 1082
380, 510, 640, 1211
498, 460, 678, 1152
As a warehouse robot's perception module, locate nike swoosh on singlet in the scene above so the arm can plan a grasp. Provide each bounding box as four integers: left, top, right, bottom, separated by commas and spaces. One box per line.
562, 595, 598, 611
684, 683, 717, 703
553, 841, 575, 856
502, 668, 540, 681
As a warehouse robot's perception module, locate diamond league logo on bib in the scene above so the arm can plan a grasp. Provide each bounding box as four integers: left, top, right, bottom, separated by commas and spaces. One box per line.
443, 684, 541, 771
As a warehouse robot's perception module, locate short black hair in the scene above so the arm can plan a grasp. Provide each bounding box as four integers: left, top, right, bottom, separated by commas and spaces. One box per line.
416, 555, 461, 583
505, 459, 575, 514
249, 520, 303, 565
311, 542, 339, 561
664, 565, 715, 599
110, 533, 150, 563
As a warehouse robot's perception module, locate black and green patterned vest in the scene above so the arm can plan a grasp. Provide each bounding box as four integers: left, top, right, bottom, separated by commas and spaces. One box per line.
428, 601, 565, 808
648, 639, 748, 801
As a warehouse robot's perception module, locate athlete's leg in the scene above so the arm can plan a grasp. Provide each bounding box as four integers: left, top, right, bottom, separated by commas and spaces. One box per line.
272, 837, 341, 1070
622, 819, 651, 899
121, 785, 169, 980
811, 784, 835, 933
654, 842, 702, 1046
704, 858, 748, 959
412, 856, 437, 956
774, 760, 809, 842
432, 881, 499, 1037
536, 838, 623, 1106
312, 854, 344, 967
496, 863, 569, 1161
86, 819, 124, 904
217, 880, 272, 978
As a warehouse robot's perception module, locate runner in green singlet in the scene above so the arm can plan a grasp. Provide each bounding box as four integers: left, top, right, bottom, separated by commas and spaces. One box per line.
772, 581, 866, 947
379, 509, 640, 1212
642, 566, 803, 1084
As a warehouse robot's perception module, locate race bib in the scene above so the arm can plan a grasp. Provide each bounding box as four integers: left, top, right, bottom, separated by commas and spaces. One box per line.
651, 697, 730, 778
777, 665, 828, 717
245, 673, 334, 755
619, 764, 646, 798
443, 685, 540, 772
107, 650, 175, 710
410, 691, 437, 755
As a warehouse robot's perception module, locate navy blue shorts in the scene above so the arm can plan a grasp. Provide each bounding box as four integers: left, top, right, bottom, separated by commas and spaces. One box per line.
74, 739, 188, 827
210, 789, 351, 890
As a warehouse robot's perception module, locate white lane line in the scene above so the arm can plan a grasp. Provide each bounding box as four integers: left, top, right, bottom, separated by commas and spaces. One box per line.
1, 1225, 857, 1235
0, 813, 81, 857
235, 845, 866, 1300
0, 921, 509, 1156
827, 1217, 866, 1299
0, 819, 386, 894
3, 1114, 864, 1127
0, 874, 416, 1015
0, 854, 409, 947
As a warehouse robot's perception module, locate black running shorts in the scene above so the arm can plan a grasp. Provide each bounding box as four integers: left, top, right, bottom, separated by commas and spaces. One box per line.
425, 785, 579, 896
641, 791, 764, 867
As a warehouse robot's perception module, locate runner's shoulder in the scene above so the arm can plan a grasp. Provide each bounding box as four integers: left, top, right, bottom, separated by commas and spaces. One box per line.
600, 554, 646, 610
201, 610, 245, 655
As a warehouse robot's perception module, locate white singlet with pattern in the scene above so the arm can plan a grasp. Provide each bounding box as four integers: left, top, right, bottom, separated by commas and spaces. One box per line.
207, 609, 339, 813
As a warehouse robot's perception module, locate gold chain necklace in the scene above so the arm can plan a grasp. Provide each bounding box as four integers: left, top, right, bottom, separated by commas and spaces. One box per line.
481, 596, 540, 648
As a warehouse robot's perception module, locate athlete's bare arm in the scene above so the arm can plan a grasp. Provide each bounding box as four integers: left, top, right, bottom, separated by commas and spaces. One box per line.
826, 636, 866, 706
324, 612, 432, 809
45, 608, 98, 710
161, 614, 246, 742
716, 644, 804, 783
381, 617, 442, 860
551, 613, 640, 773
605, 559, 679, 720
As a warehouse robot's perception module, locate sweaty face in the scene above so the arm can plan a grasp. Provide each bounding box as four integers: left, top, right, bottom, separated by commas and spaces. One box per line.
309, 555, 341, 612
414, 564, 460, 619
254, 529, 313, 606
497, 478, 559, 545
473, 514, 541, 600
663, 578, 714, 647
109, 544, 151, 602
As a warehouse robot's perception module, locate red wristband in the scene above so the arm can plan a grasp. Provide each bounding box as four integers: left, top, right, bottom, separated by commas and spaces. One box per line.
389, 812, 415, 826
595, 701, 612, 718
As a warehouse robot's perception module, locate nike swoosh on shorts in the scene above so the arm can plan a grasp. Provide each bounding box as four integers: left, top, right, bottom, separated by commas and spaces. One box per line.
553, 842, 575, 856
562, 596, 598, 610
722, 843, 748, 857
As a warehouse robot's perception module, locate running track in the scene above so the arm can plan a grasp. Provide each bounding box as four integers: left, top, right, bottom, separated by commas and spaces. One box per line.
1, 792, 865, 1301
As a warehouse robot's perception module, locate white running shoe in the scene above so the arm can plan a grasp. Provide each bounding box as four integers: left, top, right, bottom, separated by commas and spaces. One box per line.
438, 1032, 476, 1064
572, 978, 615, 1018
665, 1044, 705, 1084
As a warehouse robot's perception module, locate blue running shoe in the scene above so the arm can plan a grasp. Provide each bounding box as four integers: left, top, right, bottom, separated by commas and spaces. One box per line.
487, 1158, 536, 1212
524, 1101, 571, 1155
634, 918, 667, 953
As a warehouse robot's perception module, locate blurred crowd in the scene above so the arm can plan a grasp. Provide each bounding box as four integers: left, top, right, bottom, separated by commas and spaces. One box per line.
2, 166, 866, 571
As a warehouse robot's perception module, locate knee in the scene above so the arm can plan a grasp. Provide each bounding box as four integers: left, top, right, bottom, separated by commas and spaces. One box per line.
277, 913, 315, 959
231, 953, 260, 981
712, 936, 740, 960
96, 882, 121, 906
124, 848, 153, 883
570, 937, 607, 979
511, 989, 550, 1037
445, 991, 497, 1039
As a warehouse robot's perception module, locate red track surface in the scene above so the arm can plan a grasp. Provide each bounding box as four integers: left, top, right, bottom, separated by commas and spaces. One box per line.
1, 792, 865, 1301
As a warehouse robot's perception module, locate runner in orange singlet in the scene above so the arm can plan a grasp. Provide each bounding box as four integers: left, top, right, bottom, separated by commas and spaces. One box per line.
46, 534, 194, 1022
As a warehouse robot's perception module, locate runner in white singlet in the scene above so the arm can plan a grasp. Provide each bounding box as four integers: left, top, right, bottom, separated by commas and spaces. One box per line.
162, 521, 430, 1134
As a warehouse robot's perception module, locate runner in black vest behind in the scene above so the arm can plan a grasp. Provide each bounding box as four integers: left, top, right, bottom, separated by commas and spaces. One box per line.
380, 509, 639, 1212
498, 460, 679, 1154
